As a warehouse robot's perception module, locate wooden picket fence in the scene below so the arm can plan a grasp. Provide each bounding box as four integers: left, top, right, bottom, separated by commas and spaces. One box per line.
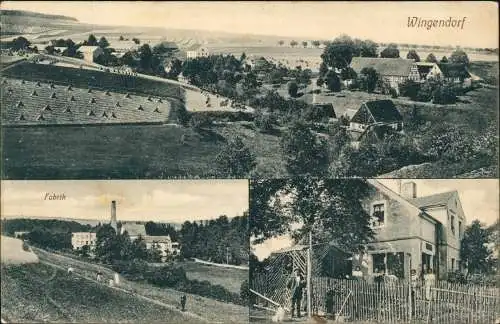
251, 273, 500, 323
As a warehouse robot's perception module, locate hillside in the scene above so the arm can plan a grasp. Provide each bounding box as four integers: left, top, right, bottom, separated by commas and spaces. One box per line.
1, 262, 201, 323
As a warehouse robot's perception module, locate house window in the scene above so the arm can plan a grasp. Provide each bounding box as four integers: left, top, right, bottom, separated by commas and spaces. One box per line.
372, 203, 385, 227
451, 215, 455, 235
451, 258, 455, 271
458, 221, 462, 239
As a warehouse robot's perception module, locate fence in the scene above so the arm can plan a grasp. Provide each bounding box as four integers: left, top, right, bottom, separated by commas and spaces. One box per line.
251, 273, 500, 323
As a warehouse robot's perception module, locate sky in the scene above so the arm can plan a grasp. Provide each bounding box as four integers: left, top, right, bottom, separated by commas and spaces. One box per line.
252, 179, 499, 261
1, 180, 248, 223
1, 1, 498, 48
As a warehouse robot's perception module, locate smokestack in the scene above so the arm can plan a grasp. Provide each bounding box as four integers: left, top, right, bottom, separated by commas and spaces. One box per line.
110, 200, 117, 232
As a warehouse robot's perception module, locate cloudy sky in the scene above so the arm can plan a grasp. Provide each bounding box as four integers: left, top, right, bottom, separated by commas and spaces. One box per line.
1, 180, 248, 223
1, 1, 498, 48
252, 179, 498, 260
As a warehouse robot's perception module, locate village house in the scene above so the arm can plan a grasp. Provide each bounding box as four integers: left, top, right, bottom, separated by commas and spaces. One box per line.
143, 235, 181, 260
415, 62, 442, 80
78, 46, 104, 63
119, 222, 147, 241
185, 44, 209, 59
348, 99, 403, 147
350, 57, 420, 94
71, 232, 97, 250
352, 180, 466, 280
435, 63, 472, 88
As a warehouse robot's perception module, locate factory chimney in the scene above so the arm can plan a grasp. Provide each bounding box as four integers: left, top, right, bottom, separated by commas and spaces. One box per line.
110, 200, 117, 232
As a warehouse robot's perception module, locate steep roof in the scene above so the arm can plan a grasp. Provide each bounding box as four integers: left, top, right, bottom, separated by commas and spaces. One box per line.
409, 191, 457, 209
351, 100, 402, 124
415, 63, 435, 78
350, 57, 415, 77
186, 44, 204, 51
437, 63, 471, 79
143, 235, 173, 244
120, 223, 146, 237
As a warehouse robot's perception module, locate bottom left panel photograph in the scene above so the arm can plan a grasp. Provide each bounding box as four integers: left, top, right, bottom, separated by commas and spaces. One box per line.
1, 179, 250, 324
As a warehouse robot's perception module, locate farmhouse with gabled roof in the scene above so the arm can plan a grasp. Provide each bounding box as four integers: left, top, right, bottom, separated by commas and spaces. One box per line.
350, 57, 420, 93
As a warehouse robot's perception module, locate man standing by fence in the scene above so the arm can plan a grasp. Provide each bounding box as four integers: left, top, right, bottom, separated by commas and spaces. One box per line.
410, 269, 419, 316
287, 269, 305, 318
424, 268, 436, 301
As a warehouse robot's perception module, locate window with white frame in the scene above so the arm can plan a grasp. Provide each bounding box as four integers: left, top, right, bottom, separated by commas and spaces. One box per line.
371, 202, 386, 227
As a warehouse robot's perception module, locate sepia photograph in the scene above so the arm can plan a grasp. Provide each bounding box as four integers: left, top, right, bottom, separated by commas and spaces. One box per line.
0, 1, 498, 179
1, 179, 250, 323
249, 178, 499, 323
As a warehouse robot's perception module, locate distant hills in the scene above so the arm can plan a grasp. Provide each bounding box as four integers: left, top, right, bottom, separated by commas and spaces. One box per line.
1, 9, 78, 22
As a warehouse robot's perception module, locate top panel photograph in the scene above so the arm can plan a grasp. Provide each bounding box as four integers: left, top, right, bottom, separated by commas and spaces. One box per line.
1, 1, 498, 179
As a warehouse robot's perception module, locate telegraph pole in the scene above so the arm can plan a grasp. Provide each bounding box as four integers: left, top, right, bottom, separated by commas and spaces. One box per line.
307, 229, 312, 318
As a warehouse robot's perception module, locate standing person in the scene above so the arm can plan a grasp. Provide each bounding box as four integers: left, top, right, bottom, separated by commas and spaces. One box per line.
352, 266, 363, 280
180, 295, 187, 311
424, 268, 436, 301
96, 271, 103, 282
410, 269, 419, 316
287, 269, 305, 318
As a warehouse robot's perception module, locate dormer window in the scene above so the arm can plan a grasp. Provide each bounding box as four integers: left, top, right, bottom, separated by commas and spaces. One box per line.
371, 202, 385, 228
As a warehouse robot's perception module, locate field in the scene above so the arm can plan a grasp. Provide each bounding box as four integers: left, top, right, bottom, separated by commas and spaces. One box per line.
1, 263, 200, 323
1, 124, 223, 179
181, 261, 248, 294
1, 78, 172, 126
2, 62, 185, 100
31, 248, 248, 323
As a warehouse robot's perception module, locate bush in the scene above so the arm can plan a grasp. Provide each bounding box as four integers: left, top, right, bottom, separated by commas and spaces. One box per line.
389, 87, 399, 98
147, 264, 187, 287
432, 84, 458, 104
399, 80, 420, 100
447, 270, 467, 284
190, 113, 213, 129
423, 124, 476, 163
255, 111, 277, 133
288, 81, 299, 97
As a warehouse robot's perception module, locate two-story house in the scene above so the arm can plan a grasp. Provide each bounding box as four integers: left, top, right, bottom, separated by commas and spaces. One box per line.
350, 57, 420, 94
352, 180, 466, 280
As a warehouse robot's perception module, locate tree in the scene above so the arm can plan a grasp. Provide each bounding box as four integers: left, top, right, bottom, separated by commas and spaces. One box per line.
358, 67, 379, 93
325, 70, 341, 92
290, 40, 298, 48
86, 34, 98, 46
406, 49, 420, 62
302, 41, 308, 48
132, 37, 140, 45
460, 220, 494, 275
215, 136, 256, 177
320, 35, 356, 71
319, 61, 329, 78
432, 84, 458, 104
45, 45, 55, 55
119, 35, 125, 41
94, 224, 117, 264
12, 36, 30, 51
359, 40, 378, 57
423, 123, 476, 163
249, 178, 375, 251
281, 121, 330, 176
441, 56, 449, 63
399, 79, 420, 100
380, 43, 400, 58
98, 36, 110, 48
138, 44, 153, 71
312, 40, 321, 48
278, 40, 284, 46
450, 49, 470, 66
287, 81, 299, 97
425, 53, 438, 63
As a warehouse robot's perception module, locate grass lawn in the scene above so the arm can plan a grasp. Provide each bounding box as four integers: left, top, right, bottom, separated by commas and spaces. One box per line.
1, 262, 199, 323
180, 260, 248, 294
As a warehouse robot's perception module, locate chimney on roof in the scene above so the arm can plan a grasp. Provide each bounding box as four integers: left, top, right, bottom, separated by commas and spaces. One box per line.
110, 200, 117, 232
401, 182, 417, 199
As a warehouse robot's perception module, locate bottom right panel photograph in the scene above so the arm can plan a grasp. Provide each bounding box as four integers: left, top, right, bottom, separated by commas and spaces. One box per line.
248, 179, 499, 323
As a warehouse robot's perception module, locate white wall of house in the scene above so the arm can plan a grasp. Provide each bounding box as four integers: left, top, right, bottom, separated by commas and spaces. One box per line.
71, 232, 96, 249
